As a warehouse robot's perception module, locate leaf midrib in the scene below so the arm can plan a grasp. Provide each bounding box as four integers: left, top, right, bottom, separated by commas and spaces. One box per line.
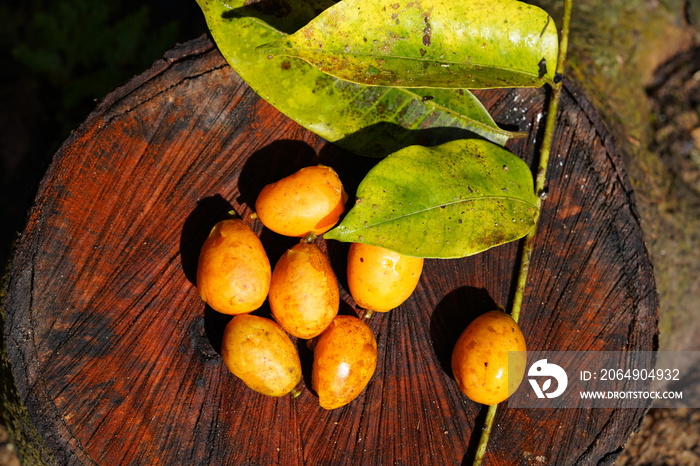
268, 46, 544, 81
340, 193, 537, 234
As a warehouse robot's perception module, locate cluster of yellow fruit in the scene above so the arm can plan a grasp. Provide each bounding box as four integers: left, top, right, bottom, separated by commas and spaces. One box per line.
196, 165, 424, 409
196, 164, 527, 409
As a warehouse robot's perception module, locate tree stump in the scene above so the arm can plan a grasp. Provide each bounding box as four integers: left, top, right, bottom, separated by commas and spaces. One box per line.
3, 36, 658, 465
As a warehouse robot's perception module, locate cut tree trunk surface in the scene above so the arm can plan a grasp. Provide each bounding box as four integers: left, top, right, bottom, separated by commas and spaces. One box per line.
3, 36, 658, 465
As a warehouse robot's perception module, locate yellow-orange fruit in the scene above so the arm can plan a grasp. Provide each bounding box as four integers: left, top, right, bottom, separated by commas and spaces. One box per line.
312, 315, 377, 410
221, 314, 302, 397
347, 243, 424, 313
451, 310, 527, 405
269, 241, 339, 339
196, 219, 271, 315
255, 164, 347, 237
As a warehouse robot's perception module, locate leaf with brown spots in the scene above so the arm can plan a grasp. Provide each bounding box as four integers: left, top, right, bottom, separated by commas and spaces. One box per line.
260, 0, 559, 89
196, 0, 520, 153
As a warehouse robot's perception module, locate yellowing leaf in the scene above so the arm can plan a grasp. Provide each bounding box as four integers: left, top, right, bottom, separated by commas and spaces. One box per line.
260, 0, 559, 89
195, 0, 522, 153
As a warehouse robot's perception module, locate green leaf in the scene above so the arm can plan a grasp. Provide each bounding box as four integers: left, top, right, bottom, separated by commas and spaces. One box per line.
195, 0, 521, 153
323, 139, 538, 258
260, 0, 559, 89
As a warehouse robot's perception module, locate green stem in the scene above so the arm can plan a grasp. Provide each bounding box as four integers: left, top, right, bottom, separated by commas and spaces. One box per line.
511, 86, 561, 323
472, 404, 499, 465
471, 1, 572, 464
512, 0, 571, 325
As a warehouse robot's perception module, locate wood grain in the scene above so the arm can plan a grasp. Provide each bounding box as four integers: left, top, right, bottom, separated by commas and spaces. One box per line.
4, 36, 658, 465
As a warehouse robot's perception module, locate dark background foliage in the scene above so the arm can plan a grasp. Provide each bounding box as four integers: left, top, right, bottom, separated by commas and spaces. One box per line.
0, 0, 208, 270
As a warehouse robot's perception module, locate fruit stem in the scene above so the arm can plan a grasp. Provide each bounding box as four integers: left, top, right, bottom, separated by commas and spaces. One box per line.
363, 308, 374, 319
302, 232, 318, 243
290, 383, 304, 398
472, 1, 572, 464
306, 337, 318, 351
